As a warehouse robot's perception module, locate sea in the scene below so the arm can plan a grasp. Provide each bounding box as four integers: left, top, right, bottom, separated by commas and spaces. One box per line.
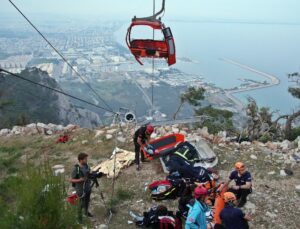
115, 21, 300, 114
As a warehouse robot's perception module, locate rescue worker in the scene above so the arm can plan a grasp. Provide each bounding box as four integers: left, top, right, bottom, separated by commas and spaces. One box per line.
133, 124, 154, 170
225, 162, 252, 207
185, 186, 210, 229
220, 192, 252, 229
69, 153, 93, 219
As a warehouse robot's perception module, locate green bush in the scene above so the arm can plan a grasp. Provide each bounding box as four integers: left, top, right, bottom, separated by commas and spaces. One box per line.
287, 127, 300, 141
259, 134, 272, 143
0, 166, 82, 229
195, 106, 234, 134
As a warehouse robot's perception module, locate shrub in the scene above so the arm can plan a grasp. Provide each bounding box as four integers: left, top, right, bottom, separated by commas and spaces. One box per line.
0, 166, 82, 229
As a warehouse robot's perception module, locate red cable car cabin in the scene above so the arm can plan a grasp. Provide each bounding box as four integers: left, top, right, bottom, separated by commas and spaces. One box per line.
126, 19, 176, 66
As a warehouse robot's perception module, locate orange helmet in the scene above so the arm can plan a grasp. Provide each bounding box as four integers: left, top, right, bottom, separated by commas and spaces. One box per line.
223, 192, 236, 203
235, 162, 245, 172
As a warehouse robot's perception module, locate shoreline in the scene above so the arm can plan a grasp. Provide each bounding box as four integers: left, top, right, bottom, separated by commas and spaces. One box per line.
220, 58, 281, 110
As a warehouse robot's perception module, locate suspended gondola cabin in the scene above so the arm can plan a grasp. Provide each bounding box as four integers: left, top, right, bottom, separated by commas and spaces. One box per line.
126, 0, 176, 66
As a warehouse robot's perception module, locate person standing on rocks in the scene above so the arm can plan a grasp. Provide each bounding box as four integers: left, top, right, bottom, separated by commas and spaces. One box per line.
133, 124, 154, 170
69, 153, 93, 219
220, 192, 252, 229
225, 162, 252, 207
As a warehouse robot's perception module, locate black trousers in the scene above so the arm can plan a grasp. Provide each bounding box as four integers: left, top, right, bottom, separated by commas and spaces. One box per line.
81, 191, 91, 214
134, 142, 144, 165
228, 188, 251, 205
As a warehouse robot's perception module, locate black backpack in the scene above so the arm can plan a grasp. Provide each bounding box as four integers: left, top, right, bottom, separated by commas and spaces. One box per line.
72, 164, 82, 188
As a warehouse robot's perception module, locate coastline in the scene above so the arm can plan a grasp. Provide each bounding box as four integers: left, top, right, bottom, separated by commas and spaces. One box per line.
220, 58, 281, 110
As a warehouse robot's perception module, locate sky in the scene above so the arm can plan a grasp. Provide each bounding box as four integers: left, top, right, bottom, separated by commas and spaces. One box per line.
1, 0, 300, 23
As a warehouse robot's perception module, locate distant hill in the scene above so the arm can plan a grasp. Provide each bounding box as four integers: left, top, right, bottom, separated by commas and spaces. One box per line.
0, 68, 102, 128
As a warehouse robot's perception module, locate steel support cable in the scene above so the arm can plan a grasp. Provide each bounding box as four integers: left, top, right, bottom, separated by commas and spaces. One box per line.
8, 0, 114, 113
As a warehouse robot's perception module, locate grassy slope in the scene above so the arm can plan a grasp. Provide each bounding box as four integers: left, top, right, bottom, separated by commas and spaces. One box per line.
0, 129, 300, 229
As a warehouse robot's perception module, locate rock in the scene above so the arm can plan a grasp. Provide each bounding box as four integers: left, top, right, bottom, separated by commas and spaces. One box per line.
179, 130, 187, 135
11, 126, 24, 135
46, 130, 53, 135
117, 136, 126, 143
266, 211, 277, 218
52, 165, 65, 175
26, 123, 36, 128
37, 123, 48, 133
81, 140, 88, 145
250, 154, 258, 160
97, 224, 108, 229
241, 141, 251, 146
172, 127, 179, 133
64, 124, 77, 131
106, 134, 113, 140
94, 130, 105, 138
0, 128, 11, 136
295, 185, 300, 193
280, 140, 291, 150
266, 142, 278, 151
217, 131, 227, 138
268, 171, 276, 175
106, 129, 117, 134
280, 170, 287, 177
290, 153, 300, 162
244, 201, 256, 212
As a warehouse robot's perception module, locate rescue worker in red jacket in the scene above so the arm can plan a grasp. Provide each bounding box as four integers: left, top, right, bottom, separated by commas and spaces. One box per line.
133, 124, 154, 170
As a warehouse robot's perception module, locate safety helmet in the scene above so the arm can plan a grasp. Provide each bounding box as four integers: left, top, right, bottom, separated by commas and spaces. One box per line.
223, 192, 237, 203
193, 186, 208, 199
146, 124, 154, 134
235, 162, 245, 172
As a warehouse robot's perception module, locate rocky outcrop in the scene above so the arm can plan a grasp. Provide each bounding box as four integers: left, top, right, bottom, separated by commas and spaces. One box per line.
0, 123, 79, 137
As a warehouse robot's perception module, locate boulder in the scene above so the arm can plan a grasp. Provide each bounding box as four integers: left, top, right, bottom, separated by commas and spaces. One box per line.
11, 126, 24, 135
26, 123, 37, 128
81, 140, 88, 145
280, 170, 287, 177
280, 140, 291, 150
241, 141, 251, 146
52, 164, 65, 176
64, 124, 78, 132
97, 224, 108, 229
94, 130, 105, 138
266, 211, 277, 218
250, 154, 258, 160
37, 123, 48, 133
172, 127, 179, 133
179, 130, 187, 135
266, 142, 278, 151
46, 130, 53, 135
106, 129, 117, 134
117, 136, 126, 143
106, 134, 113, 140
268, 171, 276, 175
0, 128, 11, 136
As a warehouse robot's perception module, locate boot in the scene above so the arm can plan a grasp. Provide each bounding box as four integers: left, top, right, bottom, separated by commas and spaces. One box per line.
129, 211, 144, 222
